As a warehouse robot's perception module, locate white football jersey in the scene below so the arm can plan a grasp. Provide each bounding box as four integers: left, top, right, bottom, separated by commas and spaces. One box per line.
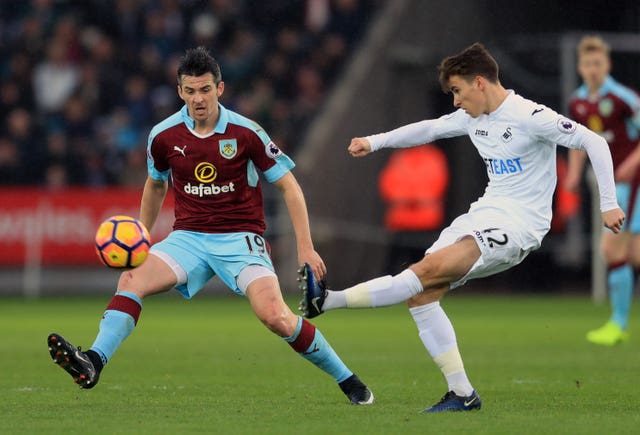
367, 91, 618, 243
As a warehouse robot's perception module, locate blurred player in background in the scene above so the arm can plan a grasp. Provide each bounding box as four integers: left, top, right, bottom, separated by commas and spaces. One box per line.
299, 43, 624, 412
47, 46, 373, 405
565, 36, 640, 346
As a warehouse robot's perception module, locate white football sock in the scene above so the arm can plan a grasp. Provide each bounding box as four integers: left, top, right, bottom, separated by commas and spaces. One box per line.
323, 269, 423, 310
409, 302, 474, 397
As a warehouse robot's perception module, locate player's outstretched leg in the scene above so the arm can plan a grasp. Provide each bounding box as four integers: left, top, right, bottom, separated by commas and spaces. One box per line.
48, 291, 142, 388
47, 333, 100, 389
421, 390, 482, 413
89, 291, 143, 364
284, 315, 374, 405
298, 264, 423, 317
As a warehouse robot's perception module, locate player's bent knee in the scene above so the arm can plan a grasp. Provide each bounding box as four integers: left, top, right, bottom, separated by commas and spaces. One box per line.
411, 256, 437, 280
258, 308, 294, 336
117, 270, 137, 290
117, 270, 149, 298
117, 264, 175, 298
410, 256, 449, 288
115, 271, 146, 299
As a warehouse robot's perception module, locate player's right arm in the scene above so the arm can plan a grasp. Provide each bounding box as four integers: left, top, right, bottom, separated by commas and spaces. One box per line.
347, 137, 372, 157
143, 127, 171, 232
139, 176, 168, 233
348, 110, 468, 158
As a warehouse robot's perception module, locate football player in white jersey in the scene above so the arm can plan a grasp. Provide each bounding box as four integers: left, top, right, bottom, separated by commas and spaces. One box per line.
298, 43, 625, 412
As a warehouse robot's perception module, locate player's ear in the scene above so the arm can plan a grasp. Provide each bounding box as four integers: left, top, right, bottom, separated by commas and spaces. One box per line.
217, 81, 225, 97
475, 76, 485, 90
177, 84, 184, 100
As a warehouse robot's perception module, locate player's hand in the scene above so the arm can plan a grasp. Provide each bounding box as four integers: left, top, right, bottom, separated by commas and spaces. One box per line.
602, 208, 625, 234
298, 249, 327, 280
348, 137, 372, 158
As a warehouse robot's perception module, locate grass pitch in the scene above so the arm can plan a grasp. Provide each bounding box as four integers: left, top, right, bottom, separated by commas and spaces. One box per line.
1, 293, 638, 434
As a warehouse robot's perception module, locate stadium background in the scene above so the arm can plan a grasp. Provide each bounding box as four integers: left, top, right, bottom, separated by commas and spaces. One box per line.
1, 0, 639, 297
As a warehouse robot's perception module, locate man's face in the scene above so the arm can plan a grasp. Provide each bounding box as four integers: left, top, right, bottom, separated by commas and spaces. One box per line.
577, 50, 610, 90
177, 73, 224, 124
448, 75, 486, 118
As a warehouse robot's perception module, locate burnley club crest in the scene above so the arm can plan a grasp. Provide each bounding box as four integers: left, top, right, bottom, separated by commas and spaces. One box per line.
219, 139, 237, 159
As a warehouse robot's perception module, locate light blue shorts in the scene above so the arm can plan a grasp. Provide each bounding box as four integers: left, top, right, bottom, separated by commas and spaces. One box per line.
150, 230, 274, 298
615, 183, 640, 233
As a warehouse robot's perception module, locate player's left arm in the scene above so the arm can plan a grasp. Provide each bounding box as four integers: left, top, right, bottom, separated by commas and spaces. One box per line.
273, 172, 327, 279
143, 132, 170, 232
565, 103, 588, 191
565, 149, 588, 192
568, 127, 624, 233
140, 176, 168, 233
246, 122, 326, 277
530, 110, 624, 232
574, 129, 625, 232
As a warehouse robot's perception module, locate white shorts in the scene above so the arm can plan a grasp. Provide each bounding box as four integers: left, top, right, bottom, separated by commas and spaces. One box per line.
426, 207, 543, 289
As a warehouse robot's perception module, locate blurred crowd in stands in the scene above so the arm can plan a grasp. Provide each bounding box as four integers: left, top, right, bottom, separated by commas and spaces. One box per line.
0, 0, 375, 188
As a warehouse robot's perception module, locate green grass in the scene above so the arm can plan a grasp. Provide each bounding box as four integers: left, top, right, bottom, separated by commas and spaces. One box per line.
1, 294, 639, 434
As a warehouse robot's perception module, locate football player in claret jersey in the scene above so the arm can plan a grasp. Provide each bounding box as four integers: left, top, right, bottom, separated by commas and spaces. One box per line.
47, 46, 374, 405
298, 42, 624, 412
565, 36, 640, 346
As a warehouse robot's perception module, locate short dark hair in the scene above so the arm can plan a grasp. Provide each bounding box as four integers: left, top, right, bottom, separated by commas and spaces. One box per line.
177, 46, 222, 85
438, 43, 499, 92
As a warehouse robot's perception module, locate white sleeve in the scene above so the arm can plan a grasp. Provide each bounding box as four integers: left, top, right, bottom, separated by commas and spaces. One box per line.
529, 109, 619, 212
577, 128, 619, 211
366, 109, 468, 152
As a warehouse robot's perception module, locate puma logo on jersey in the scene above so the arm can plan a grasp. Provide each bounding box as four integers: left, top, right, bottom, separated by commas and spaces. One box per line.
173, 145, 187, 156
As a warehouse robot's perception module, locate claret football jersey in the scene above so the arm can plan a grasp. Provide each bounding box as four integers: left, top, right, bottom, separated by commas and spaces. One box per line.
569, 75, 640, 171
147, 104, 294, 234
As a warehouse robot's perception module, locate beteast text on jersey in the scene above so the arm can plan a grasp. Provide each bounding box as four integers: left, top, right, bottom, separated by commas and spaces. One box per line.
483, 157, 523, 175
